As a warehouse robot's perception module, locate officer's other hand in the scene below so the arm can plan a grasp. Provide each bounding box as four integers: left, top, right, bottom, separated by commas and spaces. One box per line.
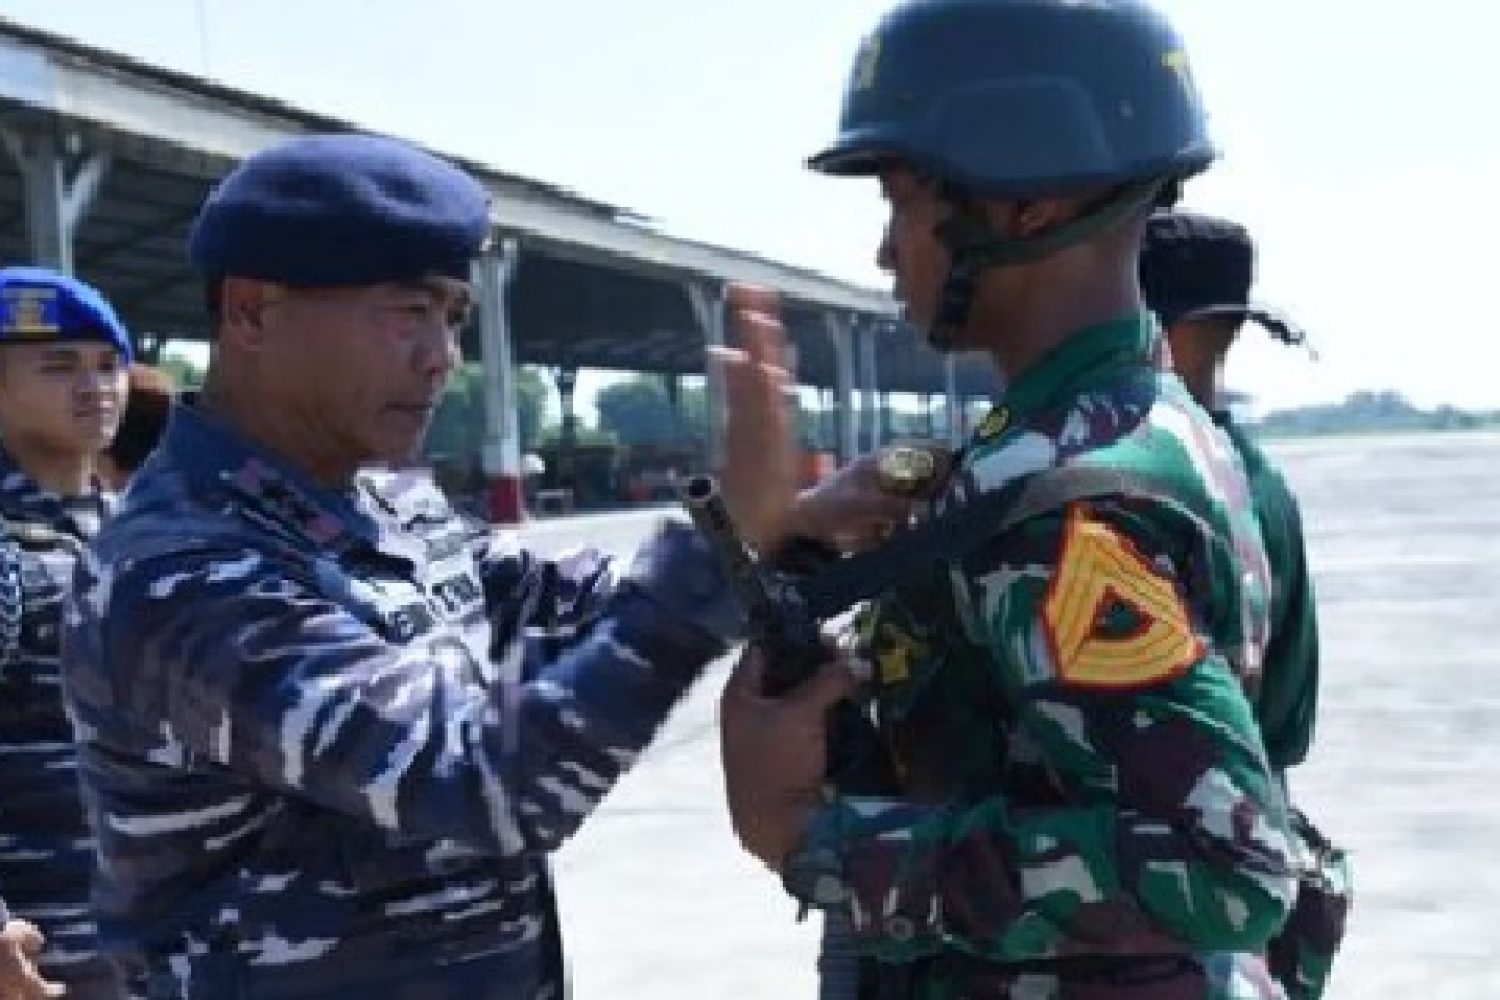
718, 645, 860, 870
0, 921, 64, 1000
711, 284, 800, 554
794, 452, 919, 553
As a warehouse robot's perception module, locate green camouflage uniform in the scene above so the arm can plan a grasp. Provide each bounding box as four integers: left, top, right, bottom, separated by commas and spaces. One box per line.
784, 314, 1298, 998
1215, 418, 1317, 772
1218, 417, 1348, 1000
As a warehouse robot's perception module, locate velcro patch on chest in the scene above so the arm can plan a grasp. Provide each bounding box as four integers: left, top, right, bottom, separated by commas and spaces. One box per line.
1042, 504, 1202, 689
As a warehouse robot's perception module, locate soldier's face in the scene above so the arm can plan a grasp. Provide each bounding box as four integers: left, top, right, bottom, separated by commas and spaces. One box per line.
0, 341, 128, 459
259, 278, 467, 467
876, 167, 952, 336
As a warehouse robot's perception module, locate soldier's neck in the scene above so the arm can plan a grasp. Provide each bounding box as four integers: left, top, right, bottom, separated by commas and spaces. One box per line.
4, 442, 95, 497
1179, 363, 1222, 412
974, 266, 1142, 384
200, 374, 359, 490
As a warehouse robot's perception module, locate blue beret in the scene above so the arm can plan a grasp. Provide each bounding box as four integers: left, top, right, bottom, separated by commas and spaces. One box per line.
0, 267, 134, 363
189, 133, 492, 287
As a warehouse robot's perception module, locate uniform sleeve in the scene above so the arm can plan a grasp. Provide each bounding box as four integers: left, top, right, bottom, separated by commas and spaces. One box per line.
0, 537, 22, 670
476, 533, 618, 634
1255, 490, 1320, 771
783, 502, 1297, 962
0, 538, 22, 923
91, 520, 739, 858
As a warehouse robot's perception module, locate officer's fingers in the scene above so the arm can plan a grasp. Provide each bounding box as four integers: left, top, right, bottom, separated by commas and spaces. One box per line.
4, 924, 43, 957
17, 965, 66, 1000
727, 282, 781, 326
728, 291, 793, 380
714, 339, 787, 422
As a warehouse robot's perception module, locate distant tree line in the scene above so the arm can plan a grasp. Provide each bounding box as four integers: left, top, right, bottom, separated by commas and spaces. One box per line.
1257, 391, 1500, 437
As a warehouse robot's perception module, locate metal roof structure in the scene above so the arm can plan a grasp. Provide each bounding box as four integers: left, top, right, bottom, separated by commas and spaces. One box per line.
0, 14, 1003, 397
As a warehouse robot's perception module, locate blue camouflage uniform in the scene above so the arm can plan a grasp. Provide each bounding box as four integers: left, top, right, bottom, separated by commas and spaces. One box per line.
60, 133, 744, 999
0, 266, 133, 999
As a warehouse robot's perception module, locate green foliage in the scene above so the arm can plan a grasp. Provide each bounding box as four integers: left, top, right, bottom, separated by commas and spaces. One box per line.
424, 364, 557, 461
1258, 391, 1500, 437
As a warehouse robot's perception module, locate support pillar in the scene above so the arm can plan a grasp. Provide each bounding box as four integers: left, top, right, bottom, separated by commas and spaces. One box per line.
686, 281, 727, 471
0, 130, 110, 275
555, 366, 579, 496
858, 321, 882, 450
663, 373, 682, 419
474, 236, 525, 524
822, 312, 859, 463
944, 355, 963, 446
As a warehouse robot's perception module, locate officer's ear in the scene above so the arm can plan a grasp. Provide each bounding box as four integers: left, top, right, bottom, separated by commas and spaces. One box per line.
217, 277, 275, 352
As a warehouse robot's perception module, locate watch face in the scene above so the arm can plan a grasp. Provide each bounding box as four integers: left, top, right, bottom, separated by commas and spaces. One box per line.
876, 445, 938, 496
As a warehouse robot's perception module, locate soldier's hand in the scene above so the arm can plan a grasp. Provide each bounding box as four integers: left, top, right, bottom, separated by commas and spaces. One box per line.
718, 645, 860, 870
0, 920, 64, 999
793, 451, 922, 553
711, 284, 801, 554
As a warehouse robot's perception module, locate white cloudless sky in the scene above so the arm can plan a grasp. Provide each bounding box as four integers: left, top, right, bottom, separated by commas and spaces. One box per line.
4, 0, 1493, 412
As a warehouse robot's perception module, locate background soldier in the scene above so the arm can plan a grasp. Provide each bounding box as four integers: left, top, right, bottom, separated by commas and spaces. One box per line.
0, 266, 131, 1000
96, 363, 175, 491
1142, 209, 1350, 998
59, 133, 902, 999
718, 1, 1300, 996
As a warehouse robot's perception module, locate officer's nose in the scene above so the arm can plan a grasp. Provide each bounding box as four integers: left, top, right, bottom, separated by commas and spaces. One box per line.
415, 321, 460, 385
75, 366, 113, 401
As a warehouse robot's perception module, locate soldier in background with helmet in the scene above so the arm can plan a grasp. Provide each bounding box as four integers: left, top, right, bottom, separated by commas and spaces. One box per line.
0, 266, 131, 1000
717, 1, 1300, 996
1142, 210, 1351, 999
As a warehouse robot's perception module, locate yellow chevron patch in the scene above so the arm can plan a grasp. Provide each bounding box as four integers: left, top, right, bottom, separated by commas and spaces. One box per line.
1043, 505, 1203, 689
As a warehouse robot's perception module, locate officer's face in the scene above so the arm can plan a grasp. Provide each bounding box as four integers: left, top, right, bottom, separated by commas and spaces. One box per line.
876, 167, 952, 335
0, 341, 128, 458
258, 277, 467, 468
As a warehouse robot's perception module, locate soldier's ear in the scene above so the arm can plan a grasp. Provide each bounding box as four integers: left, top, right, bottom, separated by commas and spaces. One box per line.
217, 278, 274, 352
976, 197, 1067, 240
1011, 198, 1072, 238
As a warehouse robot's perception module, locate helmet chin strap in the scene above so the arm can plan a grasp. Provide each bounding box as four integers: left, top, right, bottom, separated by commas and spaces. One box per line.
924, 177, 1169, 350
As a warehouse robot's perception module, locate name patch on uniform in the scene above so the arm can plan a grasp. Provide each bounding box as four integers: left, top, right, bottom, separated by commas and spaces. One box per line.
386, 601, 436, 642
1042, 505, 1202, 689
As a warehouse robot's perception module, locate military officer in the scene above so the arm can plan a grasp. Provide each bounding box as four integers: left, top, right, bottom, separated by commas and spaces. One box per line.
60, 132, 902, 999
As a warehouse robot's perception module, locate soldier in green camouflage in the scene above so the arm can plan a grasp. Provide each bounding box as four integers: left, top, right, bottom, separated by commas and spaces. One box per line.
717, 1, 1300, 996
1141, 210, 1351, 1000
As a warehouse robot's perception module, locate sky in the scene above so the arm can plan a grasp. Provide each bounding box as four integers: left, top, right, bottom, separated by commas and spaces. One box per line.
2, 0, 1495, 413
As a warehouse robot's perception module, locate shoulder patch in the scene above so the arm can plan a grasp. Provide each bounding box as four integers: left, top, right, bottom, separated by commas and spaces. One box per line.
1043, 504, 1202, 689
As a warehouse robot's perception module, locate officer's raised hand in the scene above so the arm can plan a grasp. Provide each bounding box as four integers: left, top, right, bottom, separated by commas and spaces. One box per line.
713, 284, 911, 554
0, 920, 63, 1000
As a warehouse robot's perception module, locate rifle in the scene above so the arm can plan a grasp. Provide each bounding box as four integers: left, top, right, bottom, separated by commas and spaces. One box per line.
681, 473, 887, 1000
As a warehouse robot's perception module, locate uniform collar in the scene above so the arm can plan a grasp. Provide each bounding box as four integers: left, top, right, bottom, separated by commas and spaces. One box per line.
0, 446, 110, 538
157, 400, 383, 555
997, 311, 1158, 418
